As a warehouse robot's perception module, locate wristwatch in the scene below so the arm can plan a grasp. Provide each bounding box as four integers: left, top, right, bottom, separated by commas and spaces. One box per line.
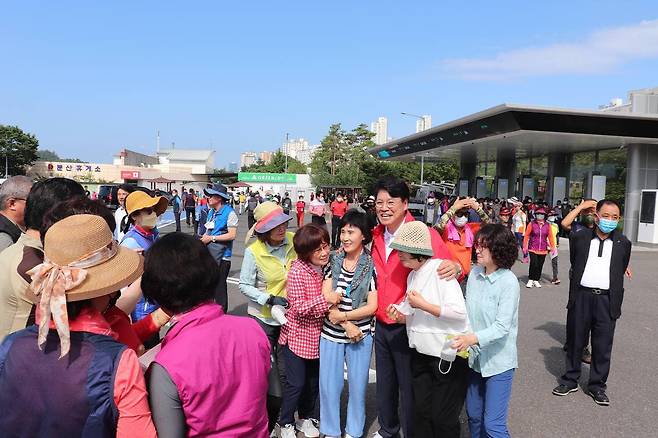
211, 236, 217, 243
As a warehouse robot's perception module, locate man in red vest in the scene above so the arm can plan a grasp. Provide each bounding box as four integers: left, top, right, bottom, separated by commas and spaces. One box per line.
370, 177, 461, 438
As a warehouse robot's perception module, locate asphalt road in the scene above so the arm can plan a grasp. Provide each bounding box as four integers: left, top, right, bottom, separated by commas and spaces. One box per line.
160, 208, 657, 437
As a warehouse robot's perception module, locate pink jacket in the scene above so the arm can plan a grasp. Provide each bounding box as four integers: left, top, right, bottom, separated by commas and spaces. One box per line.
155, 303, 270, 437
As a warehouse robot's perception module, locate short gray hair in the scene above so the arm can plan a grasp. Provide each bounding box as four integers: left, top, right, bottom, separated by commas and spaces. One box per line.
0, 176, 33, 210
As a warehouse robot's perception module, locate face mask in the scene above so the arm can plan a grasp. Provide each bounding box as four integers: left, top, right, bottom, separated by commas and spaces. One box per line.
582, 215, 595, 227
547, 216, 556, 222
336, 197, 343, 202
597, 218, 618, 234
427, 198, 435, 205
535, 214, 545, 221
140, 212, 157, 229
454, 216, 468, 227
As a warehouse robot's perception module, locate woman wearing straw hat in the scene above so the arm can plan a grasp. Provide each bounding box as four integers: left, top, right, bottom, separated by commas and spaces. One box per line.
120, 190, 168, 325
239, 200, 296, 434
0, 214, 156, 437
386, 221, 471, 438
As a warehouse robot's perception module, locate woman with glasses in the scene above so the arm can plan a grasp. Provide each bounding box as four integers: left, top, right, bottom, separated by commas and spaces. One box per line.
433, 197, 490, 278
277, 224, 341, 438
452, 224, 520, 438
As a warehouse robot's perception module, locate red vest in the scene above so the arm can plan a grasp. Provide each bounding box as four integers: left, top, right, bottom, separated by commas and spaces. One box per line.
372, 213, 453, 324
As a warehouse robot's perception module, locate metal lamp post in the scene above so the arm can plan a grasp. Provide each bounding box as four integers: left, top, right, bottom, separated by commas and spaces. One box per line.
401, 112, 427, 185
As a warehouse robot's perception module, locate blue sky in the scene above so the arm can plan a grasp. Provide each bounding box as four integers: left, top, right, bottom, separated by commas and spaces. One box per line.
2, 1, 658, 169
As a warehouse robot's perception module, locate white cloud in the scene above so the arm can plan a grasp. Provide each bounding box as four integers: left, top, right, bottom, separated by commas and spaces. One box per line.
441, 19, 658, 81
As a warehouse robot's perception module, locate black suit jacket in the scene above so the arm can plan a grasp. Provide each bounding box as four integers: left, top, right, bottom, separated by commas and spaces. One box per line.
568, 228, 631, 319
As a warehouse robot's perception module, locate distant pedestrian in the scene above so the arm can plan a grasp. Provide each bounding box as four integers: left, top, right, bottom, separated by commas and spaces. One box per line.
282, 192, 293, 216
309, 193, 327, 230
296, 195, 306, 228
329, 192, 348, 249
548, 209, 560, 285
0, 175, 32, 252
184, 188, 197, 228
247, 192, 260, 229
453, 224, 520, 438
114, 184, 135, 242
171, 188, 182, 232
522, 207, 557, 288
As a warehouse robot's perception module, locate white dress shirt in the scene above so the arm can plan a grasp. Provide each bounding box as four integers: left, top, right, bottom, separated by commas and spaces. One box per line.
580, 237, 613, 289
384, 223, 403, 261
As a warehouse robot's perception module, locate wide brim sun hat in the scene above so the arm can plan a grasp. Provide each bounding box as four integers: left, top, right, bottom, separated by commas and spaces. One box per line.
26, 214, 144, 357
125, 190, 168, 216
244, 201, 292, 244
535, 207, 547, 215
499, 207, 511, 216
390, 221, 434, 257
204, 183, 231, 200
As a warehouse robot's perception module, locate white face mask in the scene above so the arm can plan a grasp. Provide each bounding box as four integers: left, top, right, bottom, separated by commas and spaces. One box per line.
141, 212, 157, 229
453, 216, 468, 227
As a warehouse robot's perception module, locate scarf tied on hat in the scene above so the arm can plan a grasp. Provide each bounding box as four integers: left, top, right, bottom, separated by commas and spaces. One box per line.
27, 241, 119, 358
446, 220, 474, 248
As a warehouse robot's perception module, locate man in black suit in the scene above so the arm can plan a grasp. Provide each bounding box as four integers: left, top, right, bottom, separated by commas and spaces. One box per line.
552, 199, 631, 406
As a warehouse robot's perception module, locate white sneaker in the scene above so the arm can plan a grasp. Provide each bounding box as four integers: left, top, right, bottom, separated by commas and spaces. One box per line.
534, 280, 542, 288
372, 432, 384, 438
295, 418, 320, 437
344, 434, 356, 438
526, 280, 534, 288
280, 424, 296, 438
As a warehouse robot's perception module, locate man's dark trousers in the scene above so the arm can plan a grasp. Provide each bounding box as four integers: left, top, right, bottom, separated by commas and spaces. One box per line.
185, 206, 195, 227
214, 259, 230, 311
331, 215, 342, 248
173, 208, 181, 232
562, 287, 616, 392
375, 322, 414, 438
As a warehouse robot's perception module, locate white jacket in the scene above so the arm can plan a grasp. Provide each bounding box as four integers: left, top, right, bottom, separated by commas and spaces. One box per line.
403, 258, 471, 361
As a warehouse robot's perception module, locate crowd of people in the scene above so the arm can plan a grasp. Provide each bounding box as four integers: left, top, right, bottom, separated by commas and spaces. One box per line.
0, 174, 632, 437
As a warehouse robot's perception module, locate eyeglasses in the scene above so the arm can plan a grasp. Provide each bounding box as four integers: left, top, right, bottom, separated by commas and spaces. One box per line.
375, 199, 401, 209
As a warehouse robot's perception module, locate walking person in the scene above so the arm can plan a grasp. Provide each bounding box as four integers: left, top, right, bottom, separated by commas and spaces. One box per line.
240, 201, 296, 434
0, 176, 32, 252
319, 210, 377, 438
184, 188, 197, 228
548, 208, 561, 284
452, 224, 520, 438
329, 192, 349, 249
511, 201, 527, 251
171, 188, 182, 232
278, 224, 341, 438
296, 195, 306, 228
552, 200, 631, 406
0, 215, 156, 437
386, 221, 470, 438
145, 233, 271, 437
247, 192, 260, 229
239, 191, 246, 215
114, 184, 134, 242
309, 192, 328, 230
282, 192, 293, 216
199, 183, 238, 311
370, 177, 459, 438
522, 207, 557, 288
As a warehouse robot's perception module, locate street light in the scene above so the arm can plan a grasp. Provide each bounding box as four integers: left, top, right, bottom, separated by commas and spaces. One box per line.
284, 133, 289, 173
401, 112, 428, 185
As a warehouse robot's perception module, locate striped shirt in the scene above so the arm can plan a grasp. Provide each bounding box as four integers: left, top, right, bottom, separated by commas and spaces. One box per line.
321, 265, 376, 343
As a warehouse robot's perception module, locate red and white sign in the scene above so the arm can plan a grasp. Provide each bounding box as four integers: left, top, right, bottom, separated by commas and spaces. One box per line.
121, 171, 140, 180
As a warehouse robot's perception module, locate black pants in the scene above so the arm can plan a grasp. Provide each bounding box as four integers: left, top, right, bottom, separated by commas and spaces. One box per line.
331, 215, 342, 248
214, 259, 230, 310
254, 319, 286, 433
185, 206, 195, 226
375, 322, 414, 438
248, 211, 256, 229
279, 345, 319, 426
173, 209, 181, 232
528, 252, 546, 281
561, 288, 616, 392
412, 350, 469, 438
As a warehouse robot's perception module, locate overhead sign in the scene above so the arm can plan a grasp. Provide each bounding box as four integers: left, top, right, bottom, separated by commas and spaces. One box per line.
121, 171, 141, 180
238, 172, 297, 183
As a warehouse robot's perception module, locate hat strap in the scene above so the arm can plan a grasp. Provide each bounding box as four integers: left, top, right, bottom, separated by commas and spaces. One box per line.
26, 241, 119, 358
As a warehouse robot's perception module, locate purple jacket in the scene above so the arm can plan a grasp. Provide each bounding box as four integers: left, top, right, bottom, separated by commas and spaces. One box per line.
526, 221, 552, 253
155, 303, 270, 437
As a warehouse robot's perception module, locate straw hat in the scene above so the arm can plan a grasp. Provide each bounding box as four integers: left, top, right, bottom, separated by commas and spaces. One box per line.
27, 214, 144, 303
125, 190, 168, 216
390, 221, 434, 257
244, 201, 292, 244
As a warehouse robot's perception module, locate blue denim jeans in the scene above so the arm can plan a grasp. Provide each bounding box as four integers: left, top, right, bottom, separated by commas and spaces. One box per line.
466, 368, 515, 438
319, 334, 373, 437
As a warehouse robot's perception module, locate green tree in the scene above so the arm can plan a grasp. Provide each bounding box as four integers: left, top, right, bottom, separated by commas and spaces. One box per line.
36, 149, 86, 163
0, 125, 39, 176
242, 150, 307, 174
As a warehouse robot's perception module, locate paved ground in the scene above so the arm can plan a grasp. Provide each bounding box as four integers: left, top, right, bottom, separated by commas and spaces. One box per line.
160, 208, 657, 437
